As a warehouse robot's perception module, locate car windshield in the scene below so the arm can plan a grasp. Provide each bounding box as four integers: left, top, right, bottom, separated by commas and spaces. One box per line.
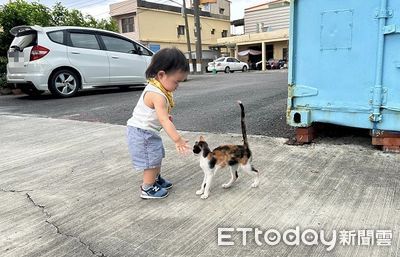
10, 30, 37, 51
215, 57, 225, 62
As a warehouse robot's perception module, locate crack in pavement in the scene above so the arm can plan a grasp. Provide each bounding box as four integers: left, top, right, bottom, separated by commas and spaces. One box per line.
24, 192, 108, 257
0, 188, 33, 193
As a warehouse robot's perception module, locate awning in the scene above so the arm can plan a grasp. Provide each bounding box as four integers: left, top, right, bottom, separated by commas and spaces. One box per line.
238, 49, 262, 56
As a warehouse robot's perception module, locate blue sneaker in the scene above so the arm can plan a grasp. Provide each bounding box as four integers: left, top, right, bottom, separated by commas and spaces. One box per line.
140, 184, 169, 199
156, 174, 173, 190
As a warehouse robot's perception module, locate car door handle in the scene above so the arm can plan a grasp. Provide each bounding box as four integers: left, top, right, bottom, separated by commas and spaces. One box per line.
71, 52, 80, 55
111, 56, 119, 59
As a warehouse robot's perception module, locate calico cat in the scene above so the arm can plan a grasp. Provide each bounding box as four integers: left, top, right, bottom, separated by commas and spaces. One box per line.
192, 101, 259, 199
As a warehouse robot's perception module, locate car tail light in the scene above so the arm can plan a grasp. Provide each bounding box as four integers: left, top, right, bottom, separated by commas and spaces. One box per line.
216, 63, 221, 66
30, 45, 49, 61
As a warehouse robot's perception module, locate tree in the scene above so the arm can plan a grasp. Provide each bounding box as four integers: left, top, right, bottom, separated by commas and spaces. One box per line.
50, 2, 118, 31
0, 0, 52, 56
50, 2, 69, 26
94, 18, 119, 32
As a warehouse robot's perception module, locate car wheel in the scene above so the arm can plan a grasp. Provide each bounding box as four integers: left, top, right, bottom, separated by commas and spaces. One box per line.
20, 86, 44, 97
224, 66, 230, 73
242, 66, 248, 72
49, 69, 80, 98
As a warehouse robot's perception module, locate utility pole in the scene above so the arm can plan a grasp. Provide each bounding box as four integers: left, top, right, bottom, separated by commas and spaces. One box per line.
182, 0, 194, 73
193, 0, 203, 73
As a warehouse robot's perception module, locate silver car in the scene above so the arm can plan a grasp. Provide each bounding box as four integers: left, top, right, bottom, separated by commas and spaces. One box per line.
207, 57, 249, 73
7, 25, 153, 97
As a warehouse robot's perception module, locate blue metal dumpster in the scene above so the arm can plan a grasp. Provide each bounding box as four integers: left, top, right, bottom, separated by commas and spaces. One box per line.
287, 0, 400, 134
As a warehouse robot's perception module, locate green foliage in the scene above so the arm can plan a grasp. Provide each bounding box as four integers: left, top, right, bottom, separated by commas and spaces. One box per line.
50, 2, 118, 31
50, 2, 70, 26
0, 0, 51, 57
0, 0, 52, 33
0, 56, 7, 74
0, 56, 7, 89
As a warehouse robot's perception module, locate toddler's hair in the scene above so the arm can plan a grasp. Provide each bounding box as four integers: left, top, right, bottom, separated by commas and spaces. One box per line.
145, 48, 189, 78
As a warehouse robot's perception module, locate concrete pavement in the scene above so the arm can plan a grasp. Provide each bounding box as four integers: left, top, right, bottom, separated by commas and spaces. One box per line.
0, 115, 399, 257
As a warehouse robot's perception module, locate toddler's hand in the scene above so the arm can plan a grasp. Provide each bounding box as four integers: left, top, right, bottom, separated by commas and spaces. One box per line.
175, 137, 190, 155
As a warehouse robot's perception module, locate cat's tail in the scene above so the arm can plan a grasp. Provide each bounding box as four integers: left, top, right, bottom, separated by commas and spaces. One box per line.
238, 101, 249, 148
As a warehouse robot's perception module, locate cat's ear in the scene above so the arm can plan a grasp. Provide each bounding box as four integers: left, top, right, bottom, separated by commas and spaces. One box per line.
199, 135, 205, 141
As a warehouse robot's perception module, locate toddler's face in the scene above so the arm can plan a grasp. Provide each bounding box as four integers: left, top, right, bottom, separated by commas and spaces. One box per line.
157, 70, 188, 92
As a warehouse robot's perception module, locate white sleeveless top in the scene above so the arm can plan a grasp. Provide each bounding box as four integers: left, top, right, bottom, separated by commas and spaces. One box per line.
127, 83, 169, 133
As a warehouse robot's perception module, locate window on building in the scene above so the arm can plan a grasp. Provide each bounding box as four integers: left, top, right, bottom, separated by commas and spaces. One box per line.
221, 30, 228, 38
121, 17, 134, 33
211, 29, 215, 35
177, 25, 185, 36
219, 8, 225, 15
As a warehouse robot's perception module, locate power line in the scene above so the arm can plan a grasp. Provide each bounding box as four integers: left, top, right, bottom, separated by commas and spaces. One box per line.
90, 0, 188, 15
67, 0, 118, 10
92, 0, 180, 18
76, 0, 186, 18
82, 0, 227, 42
67, 0, 107, 9
91, 2, 156, 18
89, 1, 137, 17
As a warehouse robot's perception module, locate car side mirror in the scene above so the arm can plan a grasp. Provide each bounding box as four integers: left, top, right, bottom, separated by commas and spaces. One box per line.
137, 47, 144, 55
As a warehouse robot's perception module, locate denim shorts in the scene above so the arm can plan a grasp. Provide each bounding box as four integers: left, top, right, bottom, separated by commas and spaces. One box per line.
127, 126, 165, 172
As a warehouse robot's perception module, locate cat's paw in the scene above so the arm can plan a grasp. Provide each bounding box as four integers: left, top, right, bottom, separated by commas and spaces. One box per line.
222, 183, 232, 189
200, 194, 209, 199
251, 182, 259, 188
196, 189, 204, 195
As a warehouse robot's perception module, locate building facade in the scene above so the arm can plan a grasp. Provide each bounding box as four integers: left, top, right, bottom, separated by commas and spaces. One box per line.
110, 0, 231, 54
217, 0, 290, 71
244, 0, 290, 34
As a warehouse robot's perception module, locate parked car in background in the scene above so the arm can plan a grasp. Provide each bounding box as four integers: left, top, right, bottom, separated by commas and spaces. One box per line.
7, 25, 153, 97
207, 57, 249, 73
256, 59, 287, 70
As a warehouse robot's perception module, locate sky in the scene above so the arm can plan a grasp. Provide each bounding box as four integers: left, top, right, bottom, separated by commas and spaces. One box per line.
0, 0, 268, 20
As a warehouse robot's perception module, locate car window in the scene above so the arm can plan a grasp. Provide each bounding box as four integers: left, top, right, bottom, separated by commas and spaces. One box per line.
135, 44, 153, 56
70, 32, 100, 50
48, 31, 64, 44
234, 58, 240, 62
133, 42, 148, 56
227, 58, 234, 62
101, 35, 136, 54
215, 57, 225, 62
